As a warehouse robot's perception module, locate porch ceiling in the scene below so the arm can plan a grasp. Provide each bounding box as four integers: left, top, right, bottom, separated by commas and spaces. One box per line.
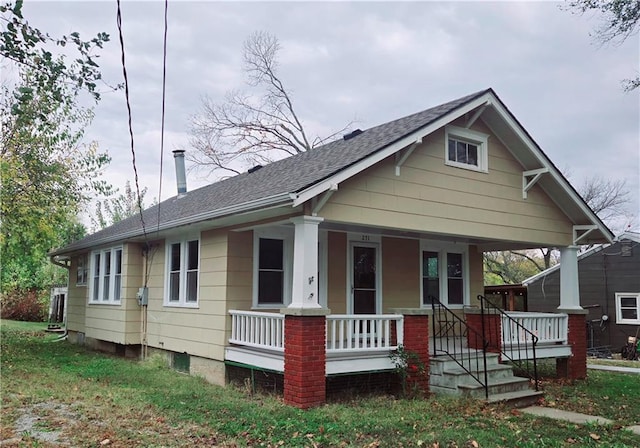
317, 221, 558, 252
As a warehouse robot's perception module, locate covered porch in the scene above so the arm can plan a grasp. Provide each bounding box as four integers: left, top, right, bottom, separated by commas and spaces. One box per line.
224, 306, 575, 404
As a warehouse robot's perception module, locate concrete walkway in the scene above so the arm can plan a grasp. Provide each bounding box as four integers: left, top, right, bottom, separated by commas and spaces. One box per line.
587, 363, 640, 375
522, 406, 640, 436
519, 363, 640, 436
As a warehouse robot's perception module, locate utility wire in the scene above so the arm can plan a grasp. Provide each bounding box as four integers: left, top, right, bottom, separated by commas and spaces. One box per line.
156, 0, 168, 235
116, 0, 148, 241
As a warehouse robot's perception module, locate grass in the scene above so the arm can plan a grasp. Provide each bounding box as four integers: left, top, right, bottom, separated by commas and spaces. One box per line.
0, 319, 49, 333
540, 370, 640, 426
1, 321, 640, 447
588, 358, 640, 368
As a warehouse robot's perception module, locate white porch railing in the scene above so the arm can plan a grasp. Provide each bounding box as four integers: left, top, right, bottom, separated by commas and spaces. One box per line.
229, 310, 285, 352
228, 311, 404, 353
502, 312, 568, 346
326, 314, 403, 352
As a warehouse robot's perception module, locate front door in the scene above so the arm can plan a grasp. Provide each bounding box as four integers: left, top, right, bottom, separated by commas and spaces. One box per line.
351, 244, 378, 314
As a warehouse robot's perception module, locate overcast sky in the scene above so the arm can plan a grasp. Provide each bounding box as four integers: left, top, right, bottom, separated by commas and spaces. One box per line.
18, 1, 640, 232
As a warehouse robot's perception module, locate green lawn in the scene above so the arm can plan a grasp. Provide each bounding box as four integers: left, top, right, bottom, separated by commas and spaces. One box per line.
1, 321, 639, 447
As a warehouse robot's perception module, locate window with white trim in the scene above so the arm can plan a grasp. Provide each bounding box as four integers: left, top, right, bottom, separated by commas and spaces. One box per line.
89, 247, 123, 304
445, 125, 488, 172
616, 293, 640, 325
76, 254, 88, 286
253, 228, 293, 308
165, 237, 200, 307
421, 244, 468, 307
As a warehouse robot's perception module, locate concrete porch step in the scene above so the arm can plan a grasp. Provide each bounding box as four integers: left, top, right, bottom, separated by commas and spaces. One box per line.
430, 352, 501, 374
487, 389, 544, 408
458, 376, 532, 398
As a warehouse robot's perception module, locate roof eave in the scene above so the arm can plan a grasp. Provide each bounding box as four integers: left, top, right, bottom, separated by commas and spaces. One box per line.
50, 192, 296, 257
485, 93, 614, 244
292, 92, 493, 206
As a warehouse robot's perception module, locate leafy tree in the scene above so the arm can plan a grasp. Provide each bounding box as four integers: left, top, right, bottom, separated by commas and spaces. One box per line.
564, 0, 640, 91
188, 31, 350, 176
1, 1, 113, 295
484, 251, 551, 285
1, 0, 112, 103
91, 181, 155, 231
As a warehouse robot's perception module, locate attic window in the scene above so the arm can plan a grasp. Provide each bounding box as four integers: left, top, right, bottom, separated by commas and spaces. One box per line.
621, 241, 632, 257
445, 125, 488, 173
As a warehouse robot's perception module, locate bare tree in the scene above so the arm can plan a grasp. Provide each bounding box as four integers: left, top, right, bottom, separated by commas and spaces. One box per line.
564, 0, 640, 91
577, 176, 631, 223
187, 31, 350, 176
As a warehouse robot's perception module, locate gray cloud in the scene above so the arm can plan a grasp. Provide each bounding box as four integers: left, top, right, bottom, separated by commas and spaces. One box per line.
22, 1, 639, 231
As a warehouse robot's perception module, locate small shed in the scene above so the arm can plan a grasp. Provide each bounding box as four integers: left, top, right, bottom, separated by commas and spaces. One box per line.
48, 286, 67, 327
484, 284, 527, 311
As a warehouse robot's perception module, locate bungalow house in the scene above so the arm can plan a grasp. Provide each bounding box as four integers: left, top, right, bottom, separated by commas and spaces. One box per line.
524, 232, 640, 353
50, 88, 612, 408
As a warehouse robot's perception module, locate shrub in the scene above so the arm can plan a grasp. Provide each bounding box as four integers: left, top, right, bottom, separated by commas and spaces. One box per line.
0, 288, 48, 322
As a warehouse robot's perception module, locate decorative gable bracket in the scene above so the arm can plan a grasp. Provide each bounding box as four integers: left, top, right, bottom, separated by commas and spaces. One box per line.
573, 225, 598, 246
522, 168, 549, 199
312, 183, 338, 216
465, 101, 490, 129
395, 138, 423, 176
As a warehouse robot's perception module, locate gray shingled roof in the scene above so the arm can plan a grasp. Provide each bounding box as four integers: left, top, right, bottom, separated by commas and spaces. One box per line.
53, 88, 489, 255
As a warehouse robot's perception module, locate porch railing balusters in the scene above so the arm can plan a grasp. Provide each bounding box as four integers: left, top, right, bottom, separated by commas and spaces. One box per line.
478, 295, 540, 391
325, 314, 403, 353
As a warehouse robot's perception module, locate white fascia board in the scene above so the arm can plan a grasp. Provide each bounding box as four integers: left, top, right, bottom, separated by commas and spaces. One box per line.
51, 192, 295, 255
293, 94, 493, 207
487, 96, 613, 243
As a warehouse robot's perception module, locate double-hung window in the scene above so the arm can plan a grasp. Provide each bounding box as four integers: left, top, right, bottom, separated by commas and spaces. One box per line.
253, 228, 293, 308
445, 126, 488, 172
89, 247, 123, 304
76, 255, 88, 286
616, 293, 640, 325
165, 237, 200, 307
421, 243, 467, 307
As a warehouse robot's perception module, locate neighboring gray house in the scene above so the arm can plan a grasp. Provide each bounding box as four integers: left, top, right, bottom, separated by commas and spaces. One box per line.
524, 232, 640, 351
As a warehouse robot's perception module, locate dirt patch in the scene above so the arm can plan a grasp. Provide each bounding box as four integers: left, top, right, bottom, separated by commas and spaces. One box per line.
1, 401, 79, 446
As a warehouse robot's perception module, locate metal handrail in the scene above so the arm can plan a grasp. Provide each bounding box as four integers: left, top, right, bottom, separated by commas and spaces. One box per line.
429, 297, 490, 399
477, 294, 540, 391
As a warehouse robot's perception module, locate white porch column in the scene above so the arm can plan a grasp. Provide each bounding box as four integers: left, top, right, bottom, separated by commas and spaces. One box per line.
559, 246, 582, 311
289, 216, 324, 308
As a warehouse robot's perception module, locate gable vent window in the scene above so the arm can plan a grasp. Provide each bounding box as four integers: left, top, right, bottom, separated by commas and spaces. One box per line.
89, 247, 123, 305
621, 241, 632, 257
444, 125, 488, 173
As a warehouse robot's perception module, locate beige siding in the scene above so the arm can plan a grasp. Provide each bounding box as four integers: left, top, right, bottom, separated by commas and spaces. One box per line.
144, 230, 229, 361
468, 245, 484, 307
327, 231, 347, 313
225, 230, 252, 311
381, 237, 420, 311
67, 255, 87, 333
84, 244, 142, 345
321, 123, 574, 247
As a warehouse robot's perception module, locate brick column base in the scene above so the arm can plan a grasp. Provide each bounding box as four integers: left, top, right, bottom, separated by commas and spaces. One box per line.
402, 314, 430, 396
556, 311, 587, 380
465, 309, 501, 354
283, 312, 327, 409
